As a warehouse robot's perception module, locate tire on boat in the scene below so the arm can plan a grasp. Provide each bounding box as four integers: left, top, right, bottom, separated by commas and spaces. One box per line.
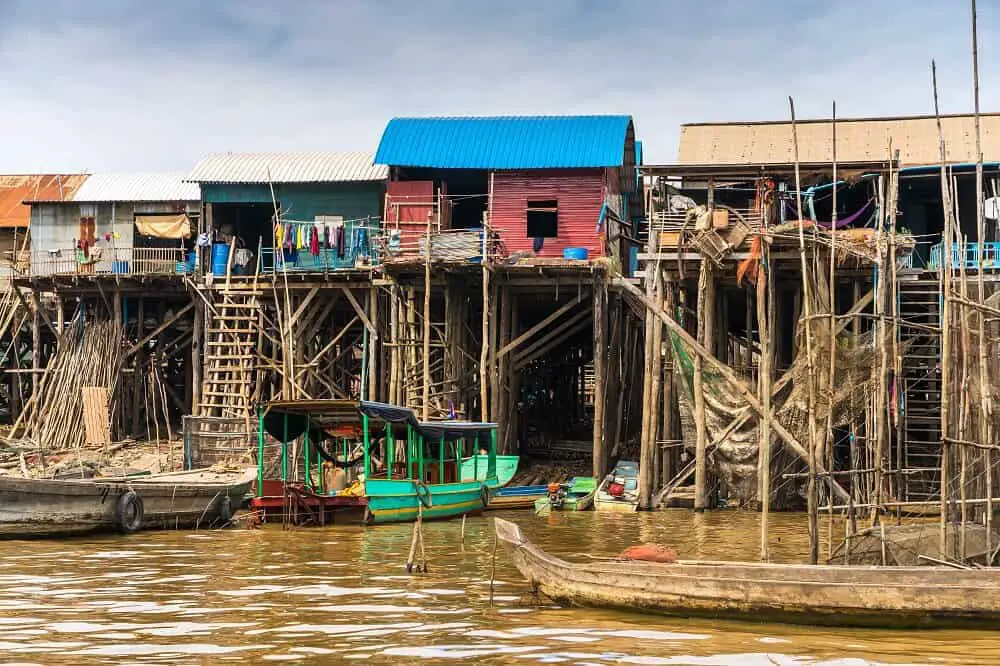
218, 495, 232, 523
415, 481, 433, 508
115, 490, 144, 533
480, 484, 490, 509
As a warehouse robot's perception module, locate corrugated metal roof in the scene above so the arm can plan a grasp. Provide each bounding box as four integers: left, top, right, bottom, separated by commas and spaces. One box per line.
0, 174, 87, 228
70, 173, 200, 203
678, 113, 1000, 166
375, 116, 634, 169
187, 151, 386, 184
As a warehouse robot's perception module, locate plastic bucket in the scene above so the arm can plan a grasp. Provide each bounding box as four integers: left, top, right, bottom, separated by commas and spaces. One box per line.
563, 247, 589, 261
211, 244, 230, 276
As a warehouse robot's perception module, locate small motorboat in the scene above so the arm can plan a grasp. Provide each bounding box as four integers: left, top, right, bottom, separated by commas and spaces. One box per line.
593, 461, 638, 512
534, 477, 596, 515
494, 517, 1000, 628
488, 484, 549, 510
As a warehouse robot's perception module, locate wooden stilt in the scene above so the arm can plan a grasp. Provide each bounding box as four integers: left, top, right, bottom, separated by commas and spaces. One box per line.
933, 61, 954, 558
789, 96, 820, 565
757, 239, 774, 561
592, 279, 608, 480
694, 259, 714, 511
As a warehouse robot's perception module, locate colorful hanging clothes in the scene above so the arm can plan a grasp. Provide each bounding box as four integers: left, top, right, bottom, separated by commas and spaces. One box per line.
274, 223, 283, 249
310, 226, 320, 256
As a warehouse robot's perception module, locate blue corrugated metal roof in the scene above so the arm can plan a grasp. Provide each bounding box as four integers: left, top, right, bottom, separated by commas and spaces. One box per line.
375, 115, 634, 169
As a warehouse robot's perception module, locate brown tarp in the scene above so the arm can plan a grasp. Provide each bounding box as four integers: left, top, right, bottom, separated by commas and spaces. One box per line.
135, 213, 191, 239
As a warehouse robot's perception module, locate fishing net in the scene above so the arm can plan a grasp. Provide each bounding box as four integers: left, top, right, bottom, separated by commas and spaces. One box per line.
670, 257, 878, 507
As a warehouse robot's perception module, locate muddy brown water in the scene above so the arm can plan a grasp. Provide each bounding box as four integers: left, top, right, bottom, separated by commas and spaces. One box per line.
0, 510, 996, 665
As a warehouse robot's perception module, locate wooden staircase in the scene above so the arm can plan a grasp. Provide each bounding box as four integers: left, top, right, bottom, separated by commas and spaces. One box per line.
198, 284, 261, 419
898, 275, 942, 502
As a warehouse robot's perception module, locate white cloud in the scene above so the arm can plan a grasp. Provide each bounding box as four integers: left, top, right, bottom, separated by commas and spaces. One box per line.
0, 0, 996, 172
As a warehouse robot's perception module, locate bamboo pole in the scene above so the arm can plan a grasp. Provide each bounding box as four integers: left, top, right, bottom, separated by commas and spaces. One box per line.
639, 227, 658, 509
789, 97, 820, 564
592, 279, 608, 480
825, 102, 838, 560
953, 172, 972, 561
757, 233, 773, 560
422, 213, 432, 420
970, 0, 993, 564
480, 214, 490, 421
933, 60, 954, 558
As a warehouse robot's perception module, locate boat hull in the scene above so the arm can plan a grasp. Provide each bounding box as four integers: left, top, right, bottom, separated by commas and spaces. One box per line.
365, 479, 486, 524
593, 494, 637, 512
0, 469, 254, 538
461, 455, 519, 486
489, 485, 547, 510
534, 491, 595, 513
494, 518, 1000, 628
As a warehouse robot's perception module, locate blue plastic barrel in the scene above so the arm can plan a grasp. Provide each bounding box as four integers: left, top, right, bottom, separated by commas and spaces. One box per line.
628, 245, 639, 276
563, 247, 589, 261
211, 244, 230, 275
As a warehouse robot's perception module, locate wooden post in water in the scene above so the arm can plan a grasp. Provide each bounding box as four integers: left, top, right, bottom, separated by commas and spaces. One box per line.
971, 0, 993, 563
757, 238, 773, 561
933, 60, 954, 559
480, 213, 490, 421
789, 97, 820, 565
639, 227, 658, 509
592, 279, 608, 480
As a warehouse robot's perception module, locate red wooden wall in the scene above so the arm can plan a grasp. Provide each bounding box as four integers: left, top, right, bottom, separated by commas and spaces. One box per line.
384, 180, 434, 251
490, 169, 607, 258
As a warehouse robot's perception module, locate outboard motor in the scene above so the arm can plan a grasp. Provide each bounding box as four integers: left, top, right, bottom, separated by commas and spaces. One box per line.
547, 482, 567, 509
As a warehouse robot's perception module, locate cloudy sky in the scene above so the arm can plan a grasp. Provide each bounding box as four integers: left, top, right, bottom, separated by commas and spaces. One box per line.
0, 0, 996, 172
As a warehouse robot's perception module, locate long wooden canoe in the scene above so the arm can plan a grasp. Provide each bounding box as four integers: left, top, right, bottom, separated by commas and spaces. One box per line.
494, 517, 1000, 628
0, 467, 255, 538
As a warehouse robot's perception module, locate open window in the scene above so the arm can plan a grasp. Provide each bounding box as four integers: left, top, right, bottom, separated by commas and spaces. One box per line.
526, 199, 558, 238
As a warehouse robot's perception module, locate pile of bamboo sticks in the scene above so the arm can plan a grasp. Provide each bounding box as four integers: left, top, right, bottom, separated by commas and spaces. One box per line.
17, 319, 123, 450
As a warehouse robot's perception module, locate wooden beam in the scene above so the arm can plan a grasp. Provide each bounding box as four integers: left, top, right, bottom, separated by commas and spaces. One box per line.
122, 302, 195, 360
513, 318, 591, 370
341, 287, 377, 336
496, 296, 580, 358
287, 287, 320, 329
512, 307, 592, 367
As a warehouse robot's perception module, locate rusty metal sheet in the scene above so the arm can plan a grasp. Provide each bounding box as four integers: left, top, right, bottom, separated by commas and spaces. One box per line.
0, 174, 87, 228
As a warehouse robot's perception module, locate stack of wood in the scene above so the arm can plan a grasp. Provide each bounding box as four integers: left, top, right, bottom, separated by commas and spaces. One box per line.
17, 319, 123, 451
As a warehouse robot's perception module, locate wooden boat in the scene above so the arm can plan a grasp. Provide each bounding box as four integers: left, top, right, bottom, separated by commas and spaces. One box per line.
254, 400, 498, 525
534, 477, 596, 514
494, 517, 1000, 628
488, 484, 548, 510
462, 454, 519, 486
593, 461, 638, 512
0, 467, 255, 538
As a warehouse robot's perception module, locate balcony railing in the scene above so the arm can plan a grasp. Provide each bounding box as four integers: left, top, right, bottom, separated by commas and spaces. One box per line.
379, 227, 505, 264
928, 242, 1000, 270
28, 247, 188, 277
260, 224, 379, 274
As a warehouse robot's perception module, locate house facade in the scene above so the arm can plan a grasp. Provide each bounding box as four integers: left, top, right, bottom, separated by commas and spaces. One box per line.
187, 152, 387, 273
374, 115, 639, 268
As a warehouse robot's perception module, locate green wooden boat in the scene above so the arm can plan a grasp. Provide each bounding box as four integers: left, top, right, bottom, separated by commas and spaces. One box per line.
255, 400, 498, 525
462, 455, 519, 486
534, 477, 597, 515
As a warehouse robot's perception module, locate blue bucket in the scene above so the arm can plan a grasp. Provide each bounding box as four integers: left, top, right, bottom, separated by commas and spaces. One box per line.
211, 244, 230, 276
563, 247, 589, 261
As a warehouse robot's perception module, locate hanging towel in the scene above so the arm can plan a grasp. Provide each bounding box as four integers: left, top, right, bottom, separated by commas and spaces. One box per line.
310, 226, 320, 256
274, 223, 283, 249
533, 236, 544, 252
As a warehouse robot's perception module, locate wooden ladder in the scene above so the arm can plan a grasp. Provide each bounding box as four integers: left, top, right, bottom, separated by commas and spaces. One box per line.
198, 283, 261, 419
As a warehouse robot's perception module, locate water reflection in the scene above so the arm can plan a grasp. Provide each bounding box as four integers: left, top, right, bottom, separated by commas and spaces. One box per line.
0, 510, 993, 664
